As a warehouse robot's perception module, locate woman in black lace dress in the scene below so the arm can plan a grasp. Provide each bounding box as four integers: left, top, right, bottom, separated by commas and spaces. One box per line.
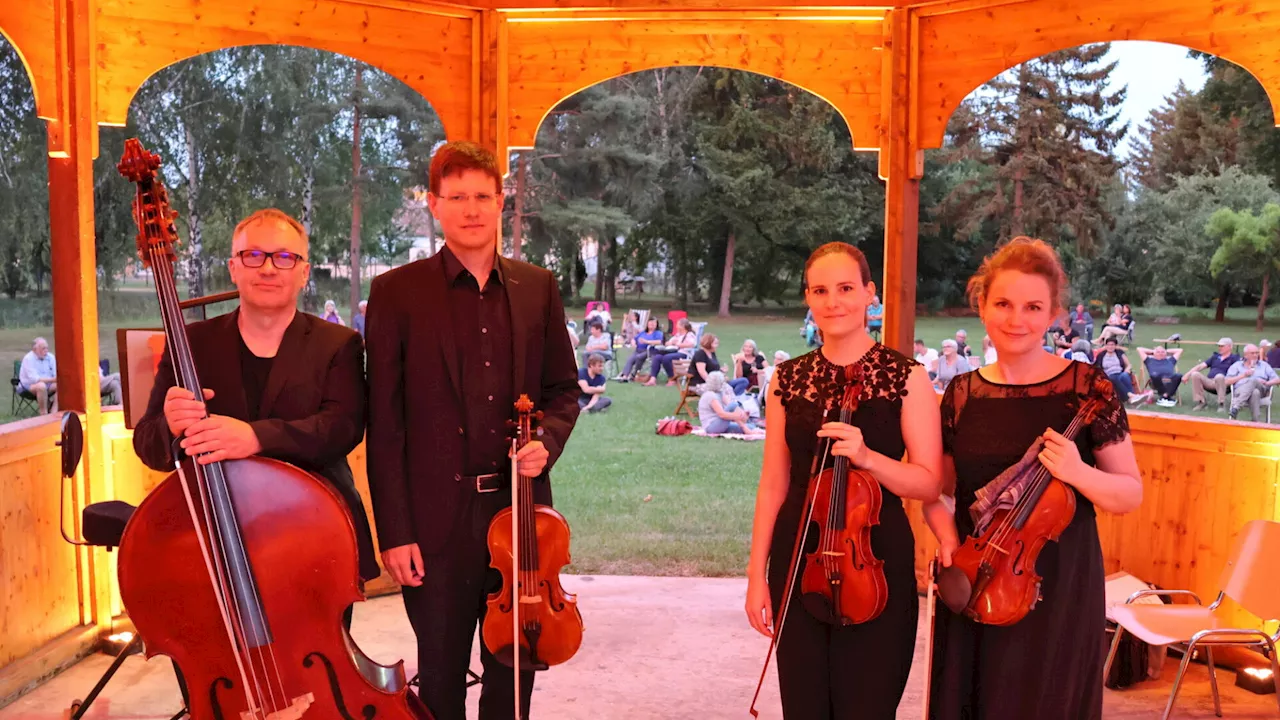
745, 242, 943, 718
923, 238, 1143, 719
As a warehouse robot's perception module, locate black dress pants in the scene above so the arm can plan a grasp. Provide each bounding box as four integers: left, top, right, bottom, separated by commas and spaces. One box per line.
402, 488, 535, 720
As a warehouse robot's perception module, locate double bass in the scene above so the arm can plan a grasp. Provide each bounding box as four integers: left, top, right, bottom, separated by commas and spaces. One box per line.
750, 362, 887, 716
482, 394, 583, 713
115, 139, 432, 720
936, 379, 1109, 626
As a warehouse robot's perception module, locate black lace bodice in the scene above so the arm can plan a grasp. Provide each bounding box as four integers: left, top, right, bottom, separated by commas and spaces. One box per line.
941, 361, 1130, 537
773, 344, 918, 503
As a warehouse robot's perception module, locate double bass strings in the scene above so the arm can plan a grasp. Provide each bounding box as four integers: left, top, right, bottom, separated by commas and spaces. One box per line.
147, 230, 289, 717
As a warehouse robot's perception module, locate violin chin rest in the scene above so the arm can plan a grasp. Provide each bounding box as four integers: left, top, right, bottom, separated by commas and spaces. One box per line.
935, 566, 973, 615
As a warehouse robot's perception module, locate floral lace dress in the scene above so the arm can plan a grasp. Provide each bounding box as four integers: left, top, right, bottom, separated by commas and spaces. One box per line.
767, 344, 920, 719
928, 361, 1129, 720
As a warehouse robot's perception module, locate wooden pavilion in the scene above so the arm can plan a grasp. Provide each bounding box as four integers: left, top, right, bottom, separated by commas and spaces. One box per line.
3, 0, 1280, 705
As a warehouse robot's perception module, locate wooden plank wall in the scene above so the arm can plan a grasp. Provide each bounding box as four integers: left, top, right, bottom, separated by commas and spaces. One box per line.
907, 412, 1280, 631
0, 411, 394, 707
0, 416, 91, 704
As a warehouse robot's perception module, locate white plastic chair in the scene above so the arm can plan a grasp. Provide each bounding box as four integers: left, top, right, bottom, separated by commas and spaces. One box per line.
1104, 519, 1280, 719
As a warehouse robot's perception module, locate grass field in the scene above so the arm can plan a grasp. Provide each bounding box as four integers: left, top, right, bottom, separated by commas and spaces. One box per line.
4, 295, 1279, 575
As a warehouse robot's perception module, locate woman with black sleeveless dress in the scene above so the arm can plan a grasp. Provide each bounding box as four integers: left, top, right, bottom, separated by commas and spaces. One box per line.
745, 242, 943, 718
923, 237, 1143, 719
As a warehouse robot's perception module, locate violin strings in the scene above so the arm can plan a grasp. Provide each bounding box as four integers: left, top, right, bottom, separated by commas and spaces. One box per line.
775, 407, 835, 643
979, 410, 1089, 569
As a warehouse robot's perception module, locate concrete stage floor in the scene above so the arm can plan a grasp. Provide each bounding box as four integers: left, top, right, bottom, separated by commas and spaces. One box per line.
2, 576, 1277, 719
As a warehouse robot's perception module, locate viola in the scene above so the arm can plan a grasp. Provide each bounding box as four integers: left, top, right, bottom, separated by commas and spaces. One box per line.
115, 139, 432, 720
482, 394, 583, 708
937, 377, 1110, 626
750, 362, 887, 716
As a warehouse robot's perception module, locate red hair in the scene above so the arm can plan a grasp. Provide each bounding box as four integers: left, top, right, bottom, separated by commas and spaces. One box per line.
966, 236, 1068, 312
429, 141, 502, 195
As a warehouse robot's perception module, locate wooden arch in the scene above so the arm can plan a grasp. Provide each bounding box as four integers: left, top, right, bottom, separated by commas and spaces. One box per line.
0, 3, 56, 122
915, 0, 1280, 150
94, 0, 475, 140
500, 9, 887, 151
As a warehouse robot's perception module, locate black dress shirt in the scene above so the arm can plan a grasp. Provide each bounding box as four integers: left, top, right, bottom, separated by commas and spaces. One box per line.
441, 247, 515, 476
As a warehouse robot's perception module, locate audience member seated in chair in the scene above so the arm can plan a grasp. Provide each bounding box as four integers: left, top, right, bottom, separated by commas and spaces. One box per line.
691, 333, 747, 395
1183, 338, 1240, 412
645, 318, 698, 386
697, 371, 763, 437
580, 320, 614, 365
18, 336, 58, 415
1068, 303, 1094, 342
577, 353, 612, 414
913, 339, 939, 381
933, 339, 970, 392
1226, 344, 1280, 421
620, 311, 642, 347
99, 361, 123, 406
1137, 345, 1183, 407
732, 339, 769, 392
1094, 304, 1132, 346
619, 315, 663, 381
1094, 336, 1151, 406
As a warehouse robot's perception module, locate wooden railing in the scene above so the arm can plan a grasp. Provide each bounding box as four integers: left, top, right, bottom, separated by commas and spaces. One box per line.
3, 409, 1278, 705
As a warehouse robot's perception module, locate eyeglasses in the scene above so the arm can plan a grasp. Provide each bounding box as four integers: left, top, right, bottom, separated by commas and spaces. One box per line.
440, 193, 498, 206
235, 250, 307, 269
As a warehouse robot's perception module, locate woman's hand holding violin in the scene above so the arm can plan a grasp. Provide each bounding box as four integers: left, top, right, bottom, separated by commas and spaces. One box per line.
818, 422, 870, 466
1038, 428, 1086, 487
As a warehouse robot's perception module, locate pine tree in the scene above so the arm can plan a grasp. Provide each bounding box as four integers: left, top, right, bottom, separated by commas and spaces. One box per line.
1131, 81, 1240, 191
939, 44, 1127, 256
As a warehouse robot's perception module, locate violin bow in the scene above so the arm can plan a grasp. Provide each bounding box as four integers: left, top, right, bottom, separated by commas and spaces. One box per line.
510, 435, 522, 719
748, 404, 835, 717
921, 553, 938, 720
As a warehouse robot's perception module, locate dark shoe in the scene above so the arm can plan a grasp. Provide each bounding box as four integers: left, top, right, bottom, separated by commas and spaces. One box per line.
1230, 409, 1238, 420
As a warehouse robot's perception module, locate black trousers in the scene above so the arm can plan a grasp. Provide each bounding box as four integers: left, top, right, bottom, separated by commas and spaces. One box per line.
1150, 373, 1181, 399
402, 489, 535, 720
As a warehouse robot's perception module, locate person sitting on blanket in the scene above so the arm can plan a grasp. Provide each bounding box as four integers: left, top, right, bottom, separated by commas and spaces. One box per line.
698, 371, 763, 437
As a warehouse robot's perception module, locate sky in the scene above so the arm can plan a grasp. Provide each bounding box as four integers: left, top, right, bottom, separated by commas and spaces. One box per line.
1106, 41, 1210, 158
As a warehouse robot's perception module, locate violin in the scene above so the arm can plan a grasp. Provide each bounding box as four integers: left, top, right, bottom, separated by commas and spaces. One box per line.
936, 377, 1110, 626
798, 362, 888, 626
115, 139, 432, 720
482, 394, 583, 706
750, 362, 887, 716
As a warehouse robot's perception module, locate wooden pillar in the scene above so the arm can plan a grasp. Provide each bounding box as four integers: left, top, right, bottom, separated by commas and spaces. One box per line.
879, 9, 923, 355
477, 8, 511, 252
45, 0, 109, 631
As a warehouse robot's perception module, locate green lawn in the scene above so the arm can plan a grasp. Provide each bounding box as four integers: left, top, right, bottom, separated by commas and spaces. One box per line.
4, 298, 1280, 575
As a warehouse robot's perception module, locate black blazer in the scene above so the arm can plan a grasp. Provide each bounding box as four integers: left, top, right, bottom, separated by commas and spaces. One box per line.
132, 309, 380, 581
365, 253, 580, 555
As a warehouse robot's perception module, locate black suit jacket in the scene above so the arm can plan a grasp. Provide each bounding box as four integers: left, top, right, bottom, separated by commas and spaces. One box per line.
365, 253, 580, 555
132, 309, 380, 581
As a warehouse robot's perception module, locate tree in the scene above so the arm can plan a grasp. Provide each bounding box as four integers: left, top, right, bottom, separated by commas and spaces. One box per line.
1130, 81, 1241, 191
939, 44, 1127, 256
1197, 53, 1280, 193
1143, 168, 1280, 319
1207, 203, 1280, 331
